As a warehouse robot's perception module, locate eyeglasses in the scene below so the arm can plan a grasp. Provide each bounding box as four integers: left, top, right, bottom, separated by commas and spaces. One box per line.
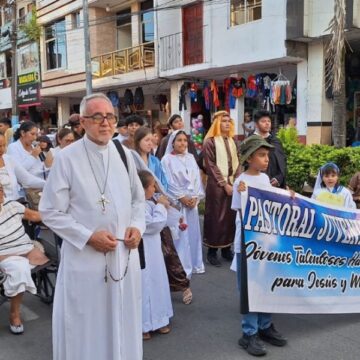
83, 113, 118, 125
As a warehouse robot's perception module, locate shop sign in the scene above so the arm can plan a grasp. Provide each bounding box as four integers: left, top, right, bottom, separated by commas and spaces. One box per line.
17, 82, 40, 107
17, 71, 40, 86
17, 43, 40, 76
0, 88, 12, 109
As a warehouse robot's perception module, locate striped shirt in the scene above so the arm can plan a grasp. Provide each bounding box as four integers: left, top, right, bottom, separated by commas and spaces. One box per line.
0, 201, 33, 256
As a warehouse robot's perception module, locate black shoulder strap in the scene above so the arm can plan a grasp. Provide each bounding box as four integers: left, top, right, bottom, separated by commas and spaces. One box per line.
113, 139, 128, 173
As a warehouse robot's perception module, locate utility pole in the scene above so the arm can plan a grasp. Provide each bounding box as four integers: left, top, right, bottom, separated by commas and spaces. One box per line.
9, 0, 18, 125
83, 0, 92, 95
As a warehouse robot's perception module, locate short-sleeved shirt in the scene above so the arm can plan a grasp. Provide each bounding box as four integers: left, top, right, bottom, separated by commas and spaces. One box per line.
231, 172, 271, 253
0, 201, 32, 256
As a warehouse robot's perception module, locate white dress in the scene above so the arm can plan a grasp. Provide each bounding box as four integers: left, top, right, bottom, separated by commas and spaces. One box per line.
142, 201, 173, 332
161, 152, 205, 277
39, 135, 146, 360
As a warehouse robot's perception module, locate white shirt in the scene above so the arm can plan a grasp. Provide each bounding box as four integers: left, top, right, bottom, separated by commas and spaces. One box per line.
0, 154, 45, 200
231, 172, 271, 253
7, 140, 45, 179
114, 133, 128, 144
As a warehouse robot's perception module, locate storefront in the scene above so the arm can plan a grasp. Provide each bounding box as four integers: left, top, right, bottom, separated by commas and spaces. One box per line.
170, 64, 298, 150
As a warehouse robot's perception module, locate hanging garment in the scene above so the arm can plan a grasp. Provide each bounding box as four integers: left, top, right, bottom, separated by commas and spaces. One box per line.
246, 75, 257, 98
223, 78, 231, 112
124, 89, 134, 106
286, 85, 292, 104
134, 87, 144, 106
211, 80, 220, 108
179, 83, 187, 111
107, 91, 120, 107
189, 83, 198, 103
232, 77, 246, 98
203, 81, 211, 111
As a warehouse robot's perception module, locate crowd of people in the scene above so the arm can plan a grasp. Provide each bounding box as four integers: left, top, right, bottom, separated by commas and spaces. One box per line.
0, 93, 359, 359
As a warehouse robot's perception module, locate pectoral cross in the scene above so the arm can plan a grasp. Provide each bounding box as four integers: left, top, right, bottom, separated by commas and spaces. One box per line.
98, 194, 110, 213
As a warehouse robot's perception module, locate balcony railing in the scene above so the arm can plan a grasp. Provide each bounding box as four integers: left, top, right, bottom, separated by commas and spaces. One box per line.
160, 32, 182, 72
92, 42, 155, 78
160, 26, 208, 72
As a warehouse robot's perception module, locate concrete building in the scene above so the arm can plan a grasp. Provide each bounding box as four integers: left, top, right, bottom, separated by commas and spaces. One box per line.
36, 0, 168, 127
0, 0, 43, 121
35, 0, 360, 144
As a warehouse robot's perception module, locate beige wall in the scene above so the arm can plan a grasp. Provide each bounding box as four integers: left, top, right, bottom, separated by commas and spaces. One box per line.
89, 7, 117, 56
306, 126, 332, 145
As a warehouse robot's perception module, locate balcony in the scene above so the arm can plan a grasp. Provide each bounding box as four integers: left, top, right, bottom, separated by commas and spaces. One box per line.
91, 42, 155, 78
159, 26, 208, 72
0, 22, 12, 52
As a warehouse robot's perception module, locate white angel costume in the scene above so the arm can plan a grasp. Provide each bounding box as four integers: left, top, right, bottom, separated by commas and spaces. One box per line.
161, 130, 205, 278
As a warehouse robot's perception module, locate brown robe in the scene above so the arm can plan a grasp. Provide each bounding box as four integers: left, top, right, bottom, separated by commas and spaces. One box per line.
160, 227, 189, 292
203, 137, 240, 248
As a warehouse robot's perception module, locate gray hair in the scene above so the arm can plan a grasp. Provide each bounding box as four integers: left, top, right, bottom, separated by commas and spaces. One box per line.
79, 93, 114, 116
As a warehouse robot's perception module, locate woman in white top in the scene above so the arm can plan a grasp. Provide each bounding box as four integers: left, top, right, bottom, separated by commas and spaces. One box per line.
44, 128, 75, 168
0, 134, 45, 200
7, 121, 46, 179
161, 130, 205, 277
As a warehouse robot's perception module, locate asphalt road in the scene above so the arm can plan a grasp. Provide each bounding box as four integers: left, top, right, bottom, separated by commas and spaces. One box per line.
1, 253, 360, 360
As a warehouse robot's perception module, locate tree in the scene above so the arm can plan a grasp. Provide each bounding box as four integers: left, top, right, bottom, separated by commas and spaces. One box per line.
325, 0, 347, 148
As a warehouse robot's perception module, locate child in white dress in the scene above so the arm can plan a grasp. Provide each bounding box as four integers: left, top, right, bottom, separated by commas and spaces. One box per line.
138, 170, 173, 340
161, 130, 205, 277
312, 162, 356, 209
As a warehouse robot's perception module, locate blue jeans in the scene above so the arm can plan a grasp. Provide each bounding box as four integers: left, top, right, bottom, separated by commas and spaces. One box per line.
236, 253, 272, 336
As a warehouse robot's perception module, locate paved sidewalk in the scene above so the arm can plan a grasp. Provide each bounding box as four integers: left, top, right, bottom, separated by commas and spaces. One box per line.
1, 255, 360, 360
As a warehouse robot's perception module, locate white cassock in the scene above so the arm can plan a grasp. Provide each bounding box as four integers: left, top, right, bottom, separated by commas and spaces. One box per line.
142, 201, 173, 332
39, 135, 145, 360
161, 152, 205, 278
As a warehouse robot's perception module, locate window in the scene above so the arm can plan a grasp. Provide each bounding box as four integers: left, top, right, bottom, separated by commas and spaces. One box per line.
4, 6, 12, 24
18, 7, 26, 24
141, 0, 154, 43
71, 11, 81, 29
230, 0, 262, 27
45, 19, 67, 70
116, 8, 132, 50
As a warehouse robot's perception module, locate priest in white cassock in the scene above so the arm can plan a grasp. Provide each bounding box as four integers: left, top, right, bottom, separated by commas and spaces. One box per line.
39, 93, 146, 360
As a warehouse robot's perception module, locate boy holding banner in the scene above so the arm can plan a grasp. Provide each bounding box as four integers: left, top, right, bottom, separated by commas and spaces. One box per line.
232, 135, 287, 357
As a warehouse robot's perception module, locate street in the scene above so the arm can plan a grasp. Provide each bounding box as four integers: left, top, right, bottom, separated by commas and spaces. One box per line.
1, 253, 360, 360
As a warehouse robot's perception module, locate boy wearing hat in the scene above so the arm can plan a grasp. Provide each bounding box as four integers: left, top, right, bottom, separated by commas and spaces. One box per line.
231, 135, 287, 357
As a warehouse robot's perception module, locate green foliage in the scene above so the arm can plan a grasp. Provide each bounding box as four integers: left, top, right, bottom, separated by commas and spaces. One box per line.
279, 128, 360, 193
19, 9, 41, 42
